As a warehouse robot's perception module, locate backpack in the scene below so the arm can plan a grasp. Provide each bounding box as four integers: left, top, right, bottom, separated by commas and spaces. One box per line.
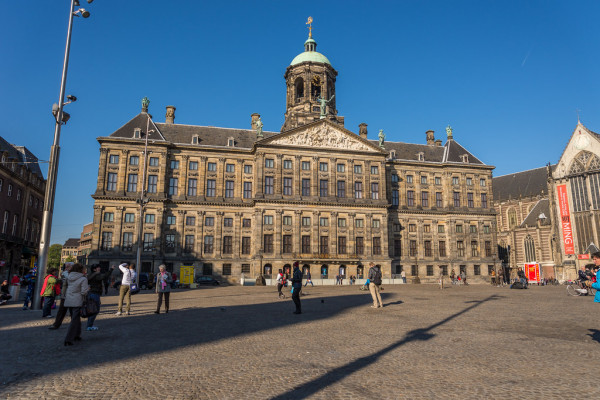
372, 268, 382, 285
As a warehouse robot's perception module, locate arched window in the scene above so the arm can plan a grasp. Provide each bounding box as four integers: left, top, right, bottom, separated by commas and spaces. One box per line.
524, 235, 535, 262
263, 264, 272, 276
294, 77, 304, 102
508, 208, 517, 229
311, 76, 321, 99
321, 264, 328, 278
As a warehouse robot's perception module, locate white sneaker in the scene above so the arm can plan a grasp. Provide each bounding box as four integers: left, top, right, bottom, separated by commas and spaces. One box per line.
115, 311, 122, 316
125, 311, 130, 315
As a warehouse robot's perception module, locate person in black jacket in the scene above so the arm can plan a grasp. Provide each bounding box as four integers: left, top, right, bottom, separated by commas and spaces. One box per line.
291, 261, 303, 314
86, 265, 114, 331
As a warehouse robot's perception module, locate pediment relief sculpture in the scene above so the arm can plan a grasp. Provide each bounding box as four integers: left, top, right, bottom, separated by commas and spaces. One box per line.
270, 125, 374, 152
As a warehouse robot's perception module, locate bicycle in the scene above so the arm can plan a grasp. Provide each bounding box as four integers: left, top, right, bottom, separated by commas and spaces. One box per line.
566, 279, 597, 296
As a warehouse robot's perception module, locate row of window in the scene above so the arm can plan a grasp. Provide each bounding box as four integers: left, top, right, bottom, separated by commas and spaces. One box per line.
395, 174, 487, 187
391, 190, 488, 208
403, 264, 494, 277
393, 239, 493, 258
402, 223, 491, 234
0, 155, 44, 188
0, 179, 43, 210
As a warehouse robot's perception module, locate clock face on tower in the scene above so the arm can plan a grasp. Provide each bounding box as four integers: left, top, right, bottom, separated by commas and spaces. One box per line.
575, 134, 590, 150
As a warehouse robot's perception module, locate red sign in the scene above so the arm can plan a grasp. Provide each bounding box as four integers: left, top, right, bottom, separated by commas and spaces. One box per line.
557, 184, 575, 254
578, 254, 590, 260
524, 263, 540, 282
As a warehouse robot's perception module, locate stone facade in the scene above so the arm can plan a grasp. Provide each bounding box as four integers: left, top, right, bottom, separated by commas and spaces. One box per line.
77, 222, 93, 264
61, 238, 80, 264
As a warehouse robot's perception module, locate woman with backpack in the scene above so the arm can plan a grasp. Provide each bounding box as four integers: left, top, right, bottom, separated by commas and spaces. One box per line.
63, 263, 89, 346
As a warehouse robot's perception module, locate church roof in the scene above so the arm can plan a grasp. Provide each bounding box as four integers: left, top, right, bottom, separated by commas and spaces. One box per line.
290, 37, 331, 66
492, 166, 554, 201
63, 238, 80, 248
380, 139, 485, 165
520, 198, 551, 228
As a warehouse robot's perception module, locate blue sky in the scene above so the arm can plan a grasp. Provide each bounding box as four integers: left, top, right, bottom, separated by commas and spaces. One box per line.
1, 1, 599, 245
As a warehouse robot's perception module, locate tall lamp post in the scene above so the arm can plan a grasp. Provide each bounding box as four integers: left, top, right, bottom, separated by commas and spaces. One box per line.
135, 111, 152, 284
34, 0, 94, 309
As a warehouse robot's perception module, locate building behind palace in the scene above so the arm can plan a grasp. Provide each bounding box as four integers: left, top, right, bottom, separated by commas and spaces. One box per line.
87, 28, 498, 283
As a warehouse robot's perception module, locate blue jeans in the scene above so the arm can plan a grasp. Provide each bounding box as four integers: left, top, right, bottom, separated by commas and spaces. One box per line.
42, 296, 54, 317
86, 293, 101, 328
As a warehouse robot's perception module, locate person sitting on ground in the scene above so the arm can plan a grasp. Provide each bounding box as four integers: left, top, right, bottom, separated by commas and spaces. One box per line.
0, 279, 12, 305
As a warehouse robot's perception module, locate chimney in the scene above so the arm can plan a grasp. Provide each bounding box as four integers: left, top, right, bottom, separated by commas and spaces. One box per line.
165, 105, 176, 124
359, 123, 368, 139
435, 139, 442, 146
426, 130, 435, 145
251, 113, 260, 129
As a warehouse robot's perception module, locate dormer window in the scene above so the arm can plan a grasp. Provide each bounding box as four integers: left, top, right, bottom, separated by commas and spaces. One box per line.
227, 137, 235, 147
461, 154, 469, 163
133, 128, 141, 139
417, 152, 424, 161
192, 135, 199, 145
389, 150, 396, 160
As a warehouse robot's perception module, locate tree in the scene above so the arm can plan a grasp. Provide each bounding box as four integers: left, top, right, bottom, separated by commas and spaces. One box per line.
48, 244, 63, 269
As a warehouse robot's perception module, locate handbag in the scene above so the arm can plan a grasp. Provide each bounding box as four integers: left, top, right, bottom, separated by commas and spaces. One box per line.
80, 294, 99, 319
129, 270, 140, 295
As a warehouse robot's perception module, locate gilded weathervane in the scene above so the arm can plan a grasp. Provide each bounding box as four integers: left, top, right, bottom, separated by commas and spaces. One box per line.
306, 16, 313, 38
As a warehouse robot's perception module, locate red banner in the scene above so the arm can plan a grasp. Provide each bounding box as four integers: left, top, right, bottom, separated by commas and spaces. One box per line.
524, 263, 540, 282
557, 184, 575, 254
577, 254, 590, 260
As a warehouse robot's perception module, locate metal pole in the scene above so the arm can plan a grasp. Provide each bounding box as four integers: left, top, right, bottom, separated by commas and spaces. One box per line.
134, 116, 150, 284
34, 0, 76, 309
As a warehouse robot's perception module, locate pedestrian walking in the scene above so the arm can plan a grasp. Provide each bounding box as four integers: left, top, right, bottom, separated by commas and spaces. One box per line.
367, 262, 383, 308
304, 270, 313, 287
401, 269, 406, 284
22, 269, 36, 310
438, 266, 444, 290
155, 264, 172, 314
276, 269, 285, 299
40, 268, 59, 318
460, 271, 468, 286
48, 263, 73, 330
86, 265, 114, 330
63, 263, 89, 346
116, 262, 136, 316
291, 261, 302, 314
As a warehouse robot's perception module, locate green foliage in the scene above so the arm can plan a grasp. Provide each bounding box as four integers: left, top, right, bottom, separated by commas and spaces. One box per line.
48, 244, 63, 269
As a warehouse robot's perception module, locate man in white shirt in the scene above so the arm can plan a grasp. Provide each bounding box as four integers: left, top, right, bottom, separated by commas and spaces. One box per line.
116, 263, 136, 316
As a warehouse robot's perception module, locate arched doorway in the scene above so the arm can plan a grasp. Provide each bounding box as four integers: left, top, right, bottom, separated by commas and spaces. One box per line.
263, 264, 272, 277
321, 264, 328, 279
302, 264, 311, 277
357, 264, 364, 279
339, 265, 346, 279
283, 264, 292, 277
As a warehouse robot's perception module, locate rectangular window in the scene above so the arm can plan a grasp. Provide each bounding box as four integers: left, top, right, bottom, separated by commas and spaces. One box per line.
282, 235, 293, 253
243, 182, 252, 198
205, 217, 214, 226
483, 225, 490, 234
169, 178, 178, 196
319, 162, 328, 171
409, 224, 416, 232
411, 265, 419, 276
485, 241, 492, 257
355, 219, 364, 228
372, 237, 381, 255
435, 177, 441, 185
263, 234, 273, 253
244, 165, 252, 174
438, 224, 445, 233
302, 161, 310, 170
355, 181, 363, 199
207, 162, 217, 172
354, 165, 363, 174
409, 240, 417, 256
149, 157, 159, 167
127, 174, 138, 192
452, 177, 459, 185
106, 173, 117, 191
372, 219, 380, 228
356, 237, 364, 255
457, 241, 465, 257
319, 217, 329, 227
223, 218, 233, 227
371, 182, 379, 199
103, 212, 114, 222
338, 218, 346, 227
470, 225, 477, 233
302, 217, 311, 226
302, 179, 310, 196
481, 193, 488, 208
320, 236, 329, 254
122, 232, 133, 251
420, 175, 427, 184
394, 239, 402, 256
222, 236, 232, 254
242, 264, 251, 274
170, 160, 179, 169
436, 192, 443, 207
421, 191, 428, 207
222, 264, 232, 275
16, 189, 21, 201
453, 192, 460, 207
393, 223, 401, 232
439, 241, 446, 257
186, 216, 196, 226
390, 189, 398, 206
204, 236, 214, 253
184, 235, 194, 252
320, 179, 328, 197
147, 175, 157, 193
480, 178, 486, 187
143, 233, 154, 251
424, 224, 431, 233
338, 236, 347, 254
424, 240, 432, 257
302, 235, 311, 253
188, 178, 197, 196
283, 216, 292, 225
109, 154, 119, 164
166, 215, 176, 225
426, 265, 434, 276
242, 218, 251, 227
124, 213, 135, 223
406, 175, 414, 184
283, 177, 292, 196
466, 177, 472, 186
265, 159, 274, 168
145, 214, 155, 224
264, 215, 273, 225
206, 180, 216, 197
225, 163, 235, 173
337, 181, 346, 198
391, 173, 399, 183
371, 165, 379, 175
474, 265, 481, 275
241, 237, 251, 254
337, 163, 345, 173
283, 160, 292, 169
467, 192, 474, 208
2, 211, 8, 234
101, 232, 112, 250
189, 161, 198, 170
407, 190, 415, 206
456, 225, 463, 233
264, 176, 274, 195
129, 156, 139, 166
225, 180, 234, 198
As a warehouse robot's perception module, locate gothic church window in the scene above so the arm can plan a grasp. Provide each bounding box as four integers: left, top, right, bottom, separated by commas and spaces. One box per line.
524, 235, 536, 262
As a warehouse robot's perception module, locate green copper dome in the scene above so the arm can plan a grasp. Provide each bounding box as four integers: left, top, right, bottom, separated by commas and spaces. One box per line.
290, 37, 331, 66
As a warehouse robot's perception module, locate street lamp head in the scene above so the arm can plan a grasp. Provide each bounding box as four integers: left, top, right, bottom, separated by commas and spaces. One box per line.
80, 8, 90, 18
67, 95, 77, 102
87, 0, 94, 3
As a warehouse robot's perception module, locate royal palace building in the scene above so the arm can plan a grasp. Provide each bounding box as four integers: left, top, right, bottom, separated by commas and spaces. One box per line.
88, 29, 498, 283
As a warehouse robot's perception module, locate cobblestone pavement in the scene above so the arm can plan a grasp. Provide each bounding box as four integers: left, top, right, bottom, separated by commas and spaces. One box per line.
1, 283, 599, 399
